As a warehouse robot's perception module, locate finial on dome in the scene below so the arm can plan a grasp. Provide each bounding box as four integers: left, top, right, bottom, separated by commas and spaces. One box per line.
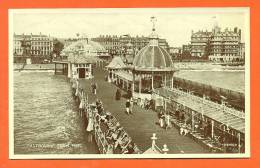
150, 16, 157, 32
149, 16, 159, 45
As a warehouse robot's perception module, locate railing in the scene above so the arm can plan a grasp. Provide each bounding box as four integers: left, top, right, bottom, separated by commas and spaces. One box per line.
74, 81, 142, 154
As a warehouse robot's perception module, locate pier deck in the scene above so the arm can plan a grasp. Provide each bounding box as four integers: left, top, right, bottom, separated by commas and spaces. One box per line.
78, 67, 210, 154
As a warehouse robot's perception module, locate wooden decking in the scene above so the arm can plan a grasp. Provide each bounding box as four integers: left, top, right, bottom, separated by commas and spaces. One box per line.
78, 67, 210, 154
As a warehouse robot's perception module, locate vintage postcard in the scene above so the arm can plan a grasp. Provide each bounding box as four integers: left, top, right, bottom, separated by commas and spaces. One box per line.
8, 8, 250, 159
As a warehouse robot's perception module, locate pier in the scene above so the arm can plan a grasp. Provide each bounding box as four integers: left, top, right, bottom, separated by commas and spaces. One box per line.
75, 67, 210, 154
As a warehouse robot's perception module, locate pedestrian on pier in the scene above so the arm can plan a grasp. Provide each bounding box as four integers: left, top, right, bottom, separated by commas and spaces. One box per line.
125, 99, 131, 115
79, 95, 85, 117
127, 89, 132, 99
165, 112, 171, 130
71, 78, 77, 98
130, 98, 134, 114
86, 112, 94, 143
158, 110, 164, 128
93, 83, 97, 95
115, 89, 121, 100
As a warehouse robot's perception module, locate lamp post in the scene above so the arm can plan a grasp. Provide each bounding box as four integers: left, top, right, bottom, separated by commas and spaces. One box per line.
151, 133, 157, 150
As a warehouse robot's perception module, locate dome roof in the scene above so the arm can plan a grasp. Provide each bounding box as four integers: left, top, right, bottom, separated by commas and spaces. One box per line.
62, 39, 106, 54
133, 16, 175, 72
133, 42, 175, 72
61, 39, 106, 64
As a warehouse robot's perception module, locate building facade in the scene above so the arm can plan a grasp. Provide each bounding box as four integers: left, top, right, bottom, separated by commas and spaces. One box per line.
91, 35, 170, 57
182, 44, 192, 53
13, 33, 53, 63
169, 47, 182, 59
191, 30, 211, 57
209, 27, 244, 62
190, 26, 245, 62
14, 33, 53, 56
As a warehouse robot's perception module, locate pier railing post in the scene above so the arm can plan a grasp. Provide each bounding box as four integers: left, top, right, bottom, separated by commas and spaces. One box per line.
162, 144, 169, 154
211, 120, 214, 139
238, 133, 241, 153
54, 63, 57, 75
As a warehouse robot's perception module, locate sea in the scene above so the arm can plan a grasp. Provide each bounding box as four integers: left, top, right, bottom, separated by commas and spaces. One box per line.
13, 71, 99, 154
175, 70, 245, 93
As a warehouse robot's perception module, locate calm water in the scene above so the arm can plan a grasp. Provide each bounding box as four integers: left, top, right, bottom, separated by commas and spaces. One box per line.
14, 72, 99, 154
175, 70, 245, 93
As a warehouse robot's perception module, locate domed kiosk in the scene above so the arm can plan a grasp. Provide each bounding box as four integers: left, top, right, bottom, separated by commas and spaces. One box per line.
131, 17, 176, 98
54, 36, 109, 79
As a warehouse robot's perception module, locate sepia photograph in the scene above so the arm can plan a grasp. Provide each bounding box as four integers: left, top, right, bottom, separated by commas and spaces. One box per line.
9, 8, 250, 159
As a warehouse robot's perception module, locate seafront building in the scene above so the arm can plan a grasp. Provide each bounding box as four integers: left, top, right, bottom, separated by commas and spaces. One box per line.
169, 47, 182, 59
190, 30, 211, 57
13, 33, 53, 64
190, 24, 245, 62
91, 34, 170, 57
182, 44, 192, 54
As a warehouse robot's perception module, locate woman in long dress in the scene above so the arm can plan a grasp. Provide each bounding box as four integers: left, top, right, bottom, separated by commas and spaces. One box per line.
165, 112, 171, 130
79, 98, 84, 117
86, 112, 94, 142
158, 110, 164, 128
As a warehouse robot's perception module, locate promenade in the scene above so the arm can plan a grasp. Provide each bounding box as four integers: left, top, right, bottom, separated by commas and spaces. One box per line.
78, 67, 210, 154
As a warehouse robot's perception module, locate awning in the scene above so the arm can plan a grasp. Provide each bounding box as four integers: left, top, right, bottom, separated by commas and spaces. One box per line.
154, 87, 245, 134
106, 56, 126, 69
114, 71, 138, 82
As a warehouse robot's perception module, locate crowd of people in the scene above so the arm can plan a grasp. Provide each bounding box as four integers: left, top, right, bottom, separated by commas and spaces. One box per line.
81, 95, 140, 154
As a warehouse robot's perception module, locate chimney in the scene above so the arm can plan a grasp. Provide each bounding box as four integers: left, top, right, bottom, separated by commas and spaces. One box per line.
234, 27, 238, 33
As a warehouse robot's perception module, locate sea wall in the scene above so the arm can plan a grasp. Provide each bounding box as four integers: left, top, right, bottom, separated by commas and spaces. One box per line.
14, 63, 56, 71
173, 62, 245, 70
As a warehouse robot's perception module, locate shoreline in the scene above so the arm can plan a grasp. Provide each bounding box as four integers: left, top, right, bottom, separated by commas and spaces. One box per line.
14, 68, 245, 72
14, 69, 55, 72
13, 63, 245, 72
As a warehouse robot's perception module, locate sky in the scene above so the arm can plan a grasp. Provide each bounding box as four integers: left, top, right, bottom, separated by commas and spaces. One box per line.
11, 8, 249, 47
